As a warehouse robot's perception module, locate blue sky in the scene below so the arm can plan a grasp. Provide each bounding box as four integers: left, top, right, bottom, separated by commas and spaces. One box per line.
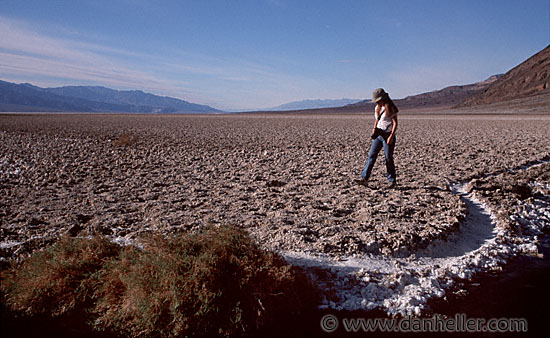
1, 0, 548, 111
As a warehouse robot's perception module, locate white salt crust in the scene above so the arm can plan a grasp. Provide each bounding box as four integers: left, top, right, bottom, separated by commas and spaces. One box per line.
282, 174, 549, 315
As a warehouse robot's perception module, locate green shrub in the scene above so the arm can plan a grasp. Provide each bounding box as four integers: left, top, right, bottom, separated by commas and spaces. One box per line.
1, 226, 318, 337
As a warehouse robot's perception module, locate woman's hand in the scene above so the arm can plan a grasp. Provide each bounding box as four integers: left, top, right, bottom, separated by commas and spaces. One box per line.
387, 134, 394, 145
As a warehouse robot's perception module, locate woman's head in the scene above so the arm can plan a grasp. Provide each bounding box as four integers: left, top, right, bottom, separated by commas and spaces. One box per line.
372, 88, 389, 104
372, 88, 398, 113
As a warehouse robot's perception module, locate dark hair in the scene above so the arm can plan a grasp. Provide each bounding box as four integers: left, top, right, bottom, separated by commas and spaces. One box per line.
380, 94, 399, 114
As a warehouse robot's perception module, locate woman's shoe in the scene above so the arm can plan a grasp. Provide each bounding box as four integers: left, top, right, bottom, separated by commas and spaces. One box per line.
386, 181, 397, 189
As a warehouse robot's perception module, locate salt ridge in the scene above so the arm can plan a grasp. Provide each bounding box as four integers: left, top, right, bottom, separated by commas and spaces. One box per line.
282, 162, 550, 315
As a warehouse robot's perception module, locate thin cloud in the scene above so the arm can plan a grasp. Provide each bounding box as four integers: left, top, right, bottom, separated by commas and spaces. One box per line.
0, 15, 350, 110
267, 0, 285, 7
0, 17, 191, 95
0, 52, 168, 90
336, 59, 369, 64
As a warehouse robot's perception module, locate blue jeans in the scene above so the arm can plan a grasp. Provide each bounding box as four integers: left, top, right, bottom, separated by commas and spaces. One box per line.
361, 134, 396, 183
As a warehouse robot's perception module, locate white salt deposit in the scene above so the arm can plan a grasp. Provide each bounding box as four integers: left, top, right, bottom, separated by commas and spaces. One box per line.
0, 156, 23, 177
0, 241, 23, 249
282, 178, 550, 315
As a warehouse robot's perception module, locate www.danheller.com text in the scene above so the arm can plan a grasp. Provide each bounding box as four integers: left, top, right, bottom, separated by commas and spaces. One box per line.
320, 313, 528, 333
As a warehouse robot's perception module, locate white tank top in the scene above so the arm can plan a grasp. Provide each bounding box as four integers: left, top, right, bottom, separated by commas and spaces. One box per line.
375, 106, 396, 132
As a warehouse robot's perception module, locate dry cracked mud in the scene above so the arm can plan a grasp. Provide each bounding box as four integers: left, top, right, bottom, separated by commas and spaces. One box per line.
1, 113, 549, 260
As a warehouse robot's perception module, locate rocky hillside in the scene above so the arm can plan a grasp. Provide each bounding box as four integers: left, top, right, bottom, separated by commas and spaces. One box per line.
458, 46, 550, 107
344, 75, 502, 113
396, 75, 502, 111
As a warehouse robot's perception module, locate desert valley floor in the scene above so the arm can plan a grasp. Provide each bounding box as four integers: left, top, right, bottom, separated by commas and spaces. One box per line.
1, 113, 548, 255
1, 113, 550, 314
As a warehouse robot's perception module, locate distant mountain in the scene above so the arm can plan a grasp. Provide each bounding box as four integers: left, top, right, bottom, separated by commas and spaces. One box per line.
266, 98, 362, 111
0, 81, 221, 113
0, 80, 133, 112
43, 86, 219, 113
457, 45, 550, 107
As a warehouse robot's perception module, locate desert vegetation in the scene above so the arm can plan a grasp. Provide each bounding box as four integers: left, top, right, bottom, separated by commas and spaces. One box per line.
1, 225, 318, 337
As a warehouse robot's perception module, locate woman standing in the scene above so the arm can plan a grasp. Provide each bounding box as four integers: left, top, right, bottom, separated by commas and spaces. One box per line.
356, 88, 398, 188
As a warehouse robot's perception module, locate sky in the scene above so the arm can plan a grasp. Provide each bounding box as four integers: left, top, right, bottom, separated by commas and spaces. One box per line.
0, 0, 549, 111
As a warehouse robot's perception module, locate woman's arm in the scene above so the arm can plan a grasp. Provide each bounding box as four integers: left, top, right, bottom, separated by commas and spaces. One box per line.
372, 104, 381, 133
387, 115, 398, 145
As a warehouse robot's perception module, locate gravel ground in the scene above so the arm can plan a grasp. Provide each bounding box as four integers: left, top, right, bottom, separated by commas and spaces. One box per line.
1, 113, 549, 260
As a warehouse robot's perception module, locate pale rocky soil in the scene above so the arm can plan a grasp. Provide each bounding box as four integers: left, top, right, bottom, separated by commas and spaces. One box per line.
1, 113, 549, 260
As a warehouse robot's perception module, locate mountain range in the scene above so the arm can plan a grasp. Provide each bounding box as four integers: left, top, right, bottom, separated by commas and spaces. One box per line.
1, 45, 548, 114
253, 45, 549, 114
0, 82, 221, 113
265, 98, 362, 111
257, 75, 504, 114
345, 74, 504, 112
